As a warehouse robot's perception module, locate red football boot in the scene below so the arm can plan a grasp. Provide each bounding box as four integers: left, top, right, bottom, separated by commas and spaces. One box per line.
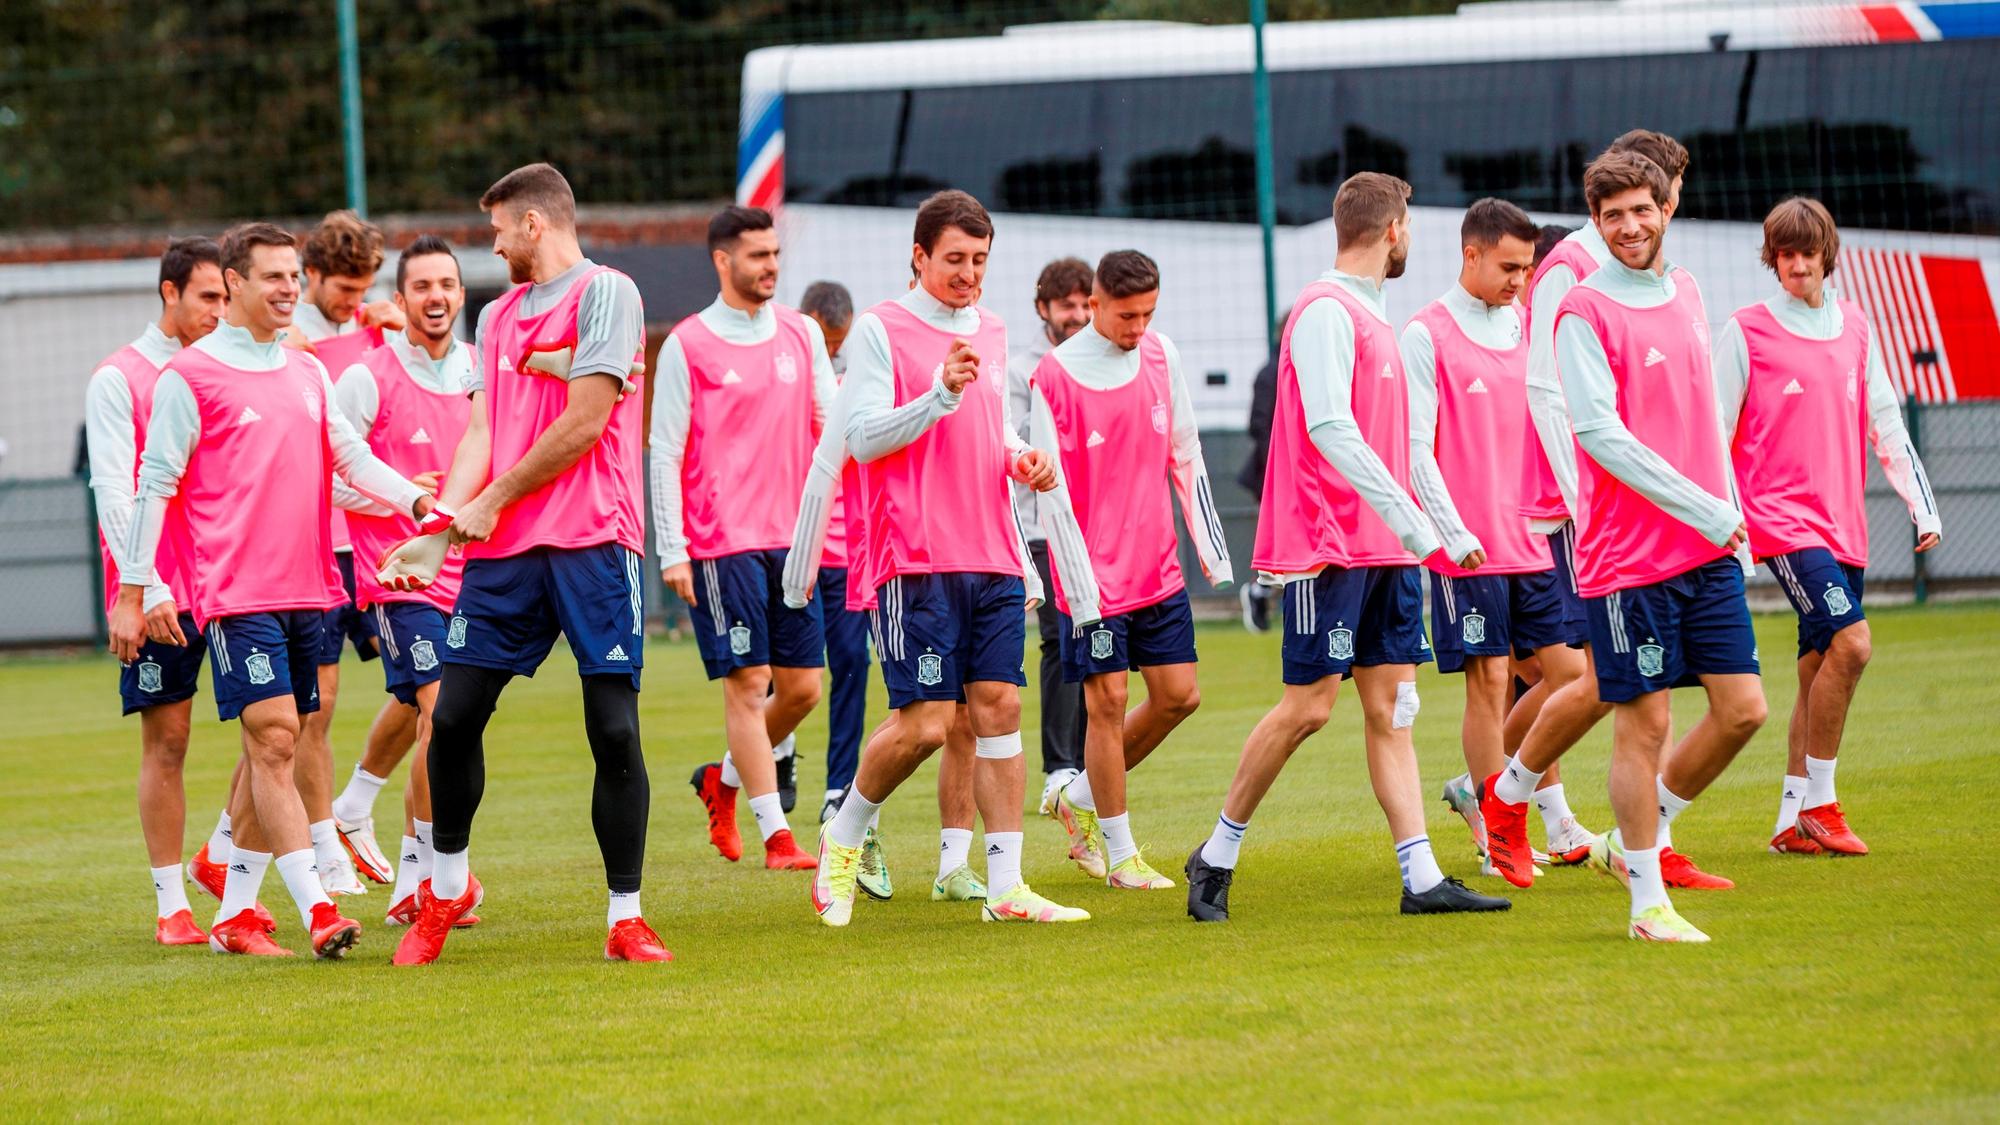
186, 844, 278, 933
605, 917, 673, 962
1769, 826, 1824, 855
1796, 802, 1869, 856
392, 874, 481, 965
762, 828, 818, 871
385, 892, 418, 926
209, 909, 292, 956
1477, 772, 1536, 889
419, 878, 482, 927
1660, 847, 1735, 889
155, 909, 208, 946
690, 761, 742, 861
308, 901, 361, 960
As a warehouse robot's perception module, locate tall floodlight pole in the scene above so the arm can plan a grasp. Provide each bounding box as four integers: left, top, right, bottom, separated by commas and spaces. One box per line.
338, 0, 368, 215
1251, 0, 1278, 349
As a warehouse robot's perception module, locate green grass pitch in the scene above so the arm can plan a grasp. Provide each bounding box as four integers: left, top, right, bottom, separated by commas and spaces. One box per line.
2, 602, 1996, 1119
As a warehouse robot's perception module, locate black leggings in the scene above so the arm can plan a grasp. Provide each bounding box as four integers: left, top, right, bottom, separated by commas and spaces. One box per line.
429, 665, 650, 893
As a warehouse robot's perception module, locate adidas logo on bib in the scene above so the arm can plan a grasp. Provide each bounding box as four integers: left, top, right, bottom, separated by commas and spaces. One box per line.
721, 369, 744, 386
410, 427, 432, 444
236, 407, 263, 426
1086, 430, 1106, 448
1782, 379, 1805, 396
1643, 347, 1667, 368
1466, 378, 1489, 394
604, 644, 629, 662
1380, 362, 1395, 379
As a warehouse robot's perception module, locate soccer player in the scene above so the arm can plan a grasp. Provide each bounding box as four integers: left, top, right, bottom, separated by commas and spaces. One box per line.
799, 279, 873, 824
331, 235, 485, 925
119, 221, 432, 957
1466, 130, 1691, 870
653, 205, 827, 872
1009, 257, 1093, 810
1716, 196, 1941, 857
1030, 249, 1232, 891
91, 236, 229, 944
803, 189, 1087, 927
1184, 173, 1506, 923
378, 163, 669, 964
1534, 150, 1766, 941
1402, 198, 1594, 874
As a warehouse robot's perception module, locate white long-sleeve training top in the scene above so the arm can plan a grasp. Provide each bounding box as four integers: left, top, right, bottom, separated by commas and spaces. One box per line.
329, 331, 479, 518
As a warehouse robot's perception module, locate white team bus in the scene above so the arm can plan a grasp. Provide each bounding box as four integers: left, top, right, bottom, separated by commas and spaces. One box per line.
739, 0, 2000, 430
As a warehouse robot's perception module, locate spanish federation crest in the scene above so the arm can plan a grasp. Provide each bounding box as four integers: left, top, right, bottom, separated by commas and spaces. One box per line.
411, 639, 439, 672
1824, 586, 1852, 617
137, 661, 163, 693
1090, 628, 1115, 661
1636, 643, 1666, 679
300, 390, 321, 422
729, 625, 753, 656
774, 351, 799, 384
1329, 627, 1356, 662
1462, 612, 1487, 646
245, 651, 275, 686
447, 615, 468, 649
1151, 403, 1169, 434
916, 652, 944, 686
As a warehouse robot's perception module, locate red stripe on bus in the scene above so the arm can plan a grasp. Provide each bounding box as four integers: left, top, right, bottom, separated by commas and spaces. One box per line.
1923, 256, 2000, 399
1858, 5, 1922, 41
748, 154, 785, 211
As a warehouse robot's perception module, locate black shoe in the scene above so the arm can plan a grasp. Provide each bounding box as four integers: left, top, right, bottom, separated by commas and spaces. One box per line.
776, 753, 797, 814
1400, 875, 1511, 914
1239, 583, 1272, 634
1185, 843, 1234, 922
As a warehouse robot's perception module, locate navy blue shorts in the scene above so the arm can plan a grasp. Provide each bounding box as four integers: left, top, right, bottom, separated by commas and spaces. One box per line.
1059, 589, 1198, 683
1586, 556, 1759, 704
1546, 523, 1588, 631
445, 544, 647, 690
319, 552, 380, 665
872, 572, 1027, 709
372, 601, 448, 705
1767, 548, 1866, 659
204, 611, 324, 721
120, 612, 207, 716
1281, 565, 1432, 685
1430, 569, 1586, 674
689, 548, 826, 680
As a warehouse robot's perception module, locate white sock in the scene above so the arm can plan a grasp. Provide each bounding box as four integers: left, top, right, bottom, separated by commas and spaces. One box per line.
392, 835, 422, 903
1100, 812, 1137, 868
1805, 756, 1838, 809
152, 864, 191, 917
307, 818, 343, 871
1532, 783, 1575, 836
772, 734, 796, 761
217, 848, 270, 924
1775, 775, 1808, 834
1625, 843, 1670, 916
1064, 770, 1096, 812
828, 789, 880, 850
1201, 812, 1247, 869
432, 849, 469, 901
938, 828, 973, 879
1492, 755, 1545, 805
1656, 778, 1692, 851
719, 753, 742, 790
748, 792, 788, 842
1395, 834, 1444, 894
207, 812, 233, 863
331, 765, 389, 824
984, 831, 1024, 898
413, 819, 436, 882
273, 848, 331, 928
867, 806, 882, 832
608, 890, 642, 926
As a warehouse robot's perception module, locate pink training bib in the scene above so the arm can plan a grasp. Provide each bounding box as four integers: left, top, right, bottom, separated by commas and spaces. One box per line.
1517, 239, 1601, 522
1411, 301, 1551, 577
168, 345, 341, 625
674, 304, 816, 559
1254, 281, 1417, 573
97, 345, 194, 614
469, 266, 647, 560
346, 343, 472, 611
1558, 270, 1732, 596
1730, 299, 1875, 566
857, 300, 1021, 582
1035, 332, 1182, 616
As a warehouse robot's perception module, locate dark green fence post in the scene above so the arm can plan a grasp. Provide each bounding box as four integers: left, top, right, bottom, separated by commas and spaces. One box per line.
337, 0, 368, 215
1251, 0, 1278, 351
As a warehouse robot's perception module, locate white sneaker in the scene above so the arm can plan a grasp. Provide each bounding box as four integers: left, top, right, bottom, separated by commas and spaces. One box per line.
1544, 817, 1599, 865
1439, 773, 1487, 857
1038, 769, 1080, 818
320, 851, 367, 896
336, 816, 395, 884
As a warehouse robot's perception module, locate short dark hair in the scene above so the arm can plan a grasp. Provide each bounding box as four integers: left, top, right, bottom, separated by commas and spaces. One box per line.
913, 190, 993, 255
1460, 198, 1538, 250
1761, 196, 1841, 278
1094, 249, 1160, 299
218, 222, 297, 278
799, 280, 853, 329
1607, 129, 1689, 181
1533, 224, 1574, 269
1333, 172, 1412, 251
300, 209, 384, 279
158, 236, 220, 299
708, 205, 774, 253
1034, 257, 1093, 307
1583, 150, 1671, 214
395, 234, 460, 290
479, 162, 577, 229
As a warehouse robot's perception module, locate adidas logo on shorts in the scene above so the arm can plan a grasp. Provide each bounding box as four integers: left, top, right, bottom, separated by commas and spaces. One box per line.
604, 644, 629, 662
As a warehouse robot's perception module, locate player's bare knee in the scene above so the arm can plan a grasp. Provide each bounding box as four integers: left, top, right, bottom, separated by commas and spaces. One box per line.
1165, 683, 1201, 721
1827, 623, 1872, 673
1085, 676, 1129, 720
